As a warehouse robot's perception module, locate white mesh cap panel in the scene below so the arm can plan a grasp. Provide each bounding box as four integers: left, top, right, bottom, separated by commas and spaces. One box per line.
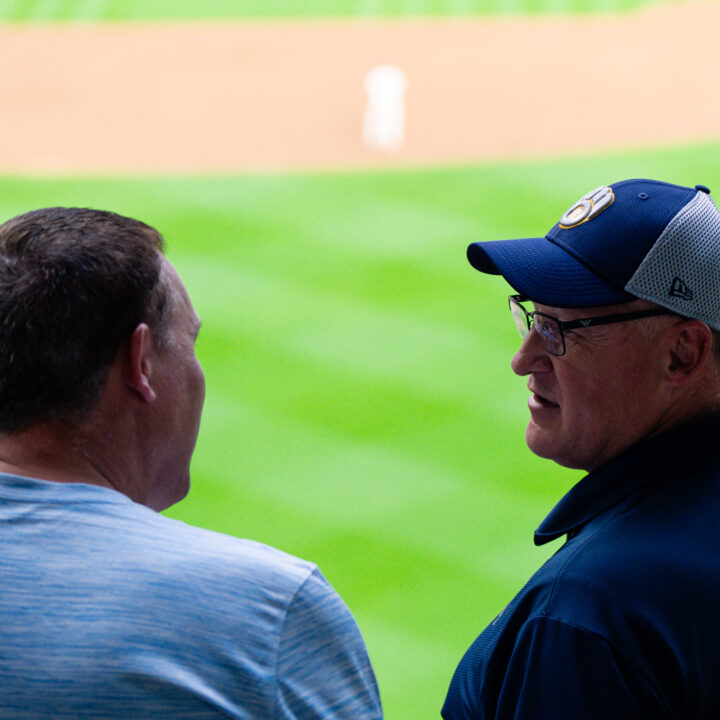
626, 191, 720, 329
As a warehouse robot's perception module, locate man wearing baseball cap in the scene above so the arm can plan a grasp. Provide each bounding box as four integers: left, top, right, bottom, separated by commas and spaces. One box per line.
443, 179, 720, 719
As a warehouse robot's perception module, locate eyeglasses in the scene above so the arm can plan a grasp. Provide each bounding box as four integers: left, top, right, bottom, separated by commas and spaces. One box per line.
509, 294, 674, 356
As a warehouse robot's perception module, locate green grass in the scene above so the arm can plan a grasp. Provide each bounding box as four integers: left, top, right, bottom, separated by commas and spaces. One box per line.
0, 141, 719, 717
0, 0, 674, 22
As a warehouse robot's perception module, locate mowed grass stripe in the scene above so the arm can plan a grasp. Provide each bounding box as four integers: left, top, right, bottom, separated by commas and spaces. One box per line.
179, 252, 536, 545
0, 0, 673, 21
181, 254, 511, 411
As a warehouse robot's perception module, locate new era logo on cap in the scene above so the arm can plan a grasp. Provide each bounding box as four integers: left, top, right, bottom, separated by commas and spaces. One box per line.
669, 277, 694, 301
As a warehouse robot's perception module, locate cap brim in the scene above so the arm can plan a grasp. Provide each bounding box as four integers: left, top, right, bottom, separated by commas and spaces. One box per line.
467, 237, 635, 307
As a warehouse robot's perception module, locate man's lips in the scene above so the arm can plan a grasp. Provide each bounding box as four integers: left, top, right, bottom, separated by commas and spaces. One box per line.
528, 387, 559, 410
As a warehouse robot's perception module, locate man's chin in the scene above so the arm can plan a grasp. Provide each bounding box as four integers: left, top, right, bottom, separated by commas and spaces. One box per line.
525, 424, 591, 470
147, 473, 191, 512
525, 423, 555, 460
526, 423, 568, 465
174, 473, 191, 504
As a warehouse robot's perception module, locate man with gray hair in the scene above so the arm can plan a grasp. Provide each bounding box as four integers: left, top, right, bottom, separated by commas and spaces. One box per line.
0, 207, 382, 720
443, 180, 720, 718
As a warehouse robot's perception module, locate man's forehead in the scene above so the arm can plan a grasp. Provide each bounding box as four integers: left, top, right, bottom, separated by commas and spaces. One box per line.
159, 256, 201, 322
160, 257, 190, 300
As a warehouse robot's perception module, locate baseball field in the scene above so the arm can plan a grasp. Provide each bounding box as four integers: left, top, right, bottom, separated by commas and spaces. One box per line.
1, 1, 719, 717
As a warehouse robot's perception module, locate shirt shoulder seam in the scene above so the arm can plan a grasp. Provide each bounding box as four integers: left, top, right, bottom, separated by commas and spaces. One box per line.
270, 565, 318, 720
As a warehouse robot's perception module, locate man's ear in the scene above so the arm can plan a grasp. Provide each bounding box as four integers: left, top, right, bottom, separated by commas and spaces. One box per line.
666, 320, 713, 386
123, 323, 157, 403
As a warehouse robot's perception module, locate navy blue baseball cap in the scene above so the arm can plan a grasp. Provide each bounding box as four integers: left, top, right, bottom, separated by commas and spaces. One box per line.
467, 179, 720, 328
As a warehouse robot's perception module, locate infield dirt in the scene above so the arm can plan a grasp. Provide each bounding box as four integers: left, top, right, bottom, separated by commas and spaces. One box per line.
0, 1, 717, 174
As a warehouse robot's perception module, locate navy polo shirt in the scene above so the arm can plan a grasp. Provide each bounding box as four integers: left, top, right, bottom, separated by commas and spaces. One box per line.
442, 413, 720, 719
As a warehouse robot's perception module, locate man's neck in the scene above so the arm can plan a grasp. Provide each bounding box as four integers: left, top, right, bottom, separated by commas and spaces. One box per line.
0, 421, 143, 503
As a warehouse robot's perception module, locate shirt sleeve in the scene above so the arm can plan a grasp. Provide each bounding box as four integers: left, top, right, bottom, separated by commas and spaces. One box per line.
273, 567, 383, 720
492, 616, 668, 720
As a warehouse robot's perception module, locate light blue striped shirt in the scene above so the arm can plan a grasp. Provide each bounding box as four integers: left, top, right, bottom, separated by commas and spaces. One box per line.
0, 473, 382, 719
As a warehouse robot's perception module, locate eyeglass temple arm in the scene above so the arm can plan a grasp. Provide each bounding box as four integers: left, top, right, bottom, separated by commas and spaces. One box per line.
559, 307, 673, 331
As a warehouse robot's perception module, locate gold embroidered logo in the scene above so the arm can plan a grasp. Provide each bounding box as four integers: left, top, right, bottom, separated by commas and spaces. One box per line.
559, 186, 615, 229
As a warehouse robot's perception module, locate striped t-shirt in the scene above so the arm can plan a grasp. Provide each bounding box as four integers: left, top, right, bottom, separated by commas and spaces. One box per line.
0, 473, 382, 719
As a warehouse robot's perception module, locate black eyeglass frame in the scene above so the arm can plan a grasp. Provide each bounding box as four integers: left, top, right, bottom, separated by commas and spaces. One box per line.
509, 294, 675, 356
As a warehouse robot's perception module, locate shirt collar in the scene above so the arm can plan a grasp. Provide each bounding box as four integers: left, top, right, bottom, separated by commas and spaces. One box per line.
534, 413, 720, 546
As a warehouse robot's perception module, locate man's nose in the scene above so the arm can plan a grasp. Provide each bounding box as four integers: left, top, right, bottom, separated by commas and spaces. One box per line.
510, 326, 553, 376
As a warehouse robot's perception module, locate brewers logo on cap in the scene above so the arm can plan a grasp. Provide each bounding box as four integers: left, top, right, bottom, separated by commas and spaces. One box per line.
559, 186, 615, 229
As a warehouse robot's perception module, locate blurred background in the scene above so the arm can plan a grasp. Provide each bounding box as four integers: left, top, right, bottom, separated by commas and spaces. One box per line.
1, 1, 719, 717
